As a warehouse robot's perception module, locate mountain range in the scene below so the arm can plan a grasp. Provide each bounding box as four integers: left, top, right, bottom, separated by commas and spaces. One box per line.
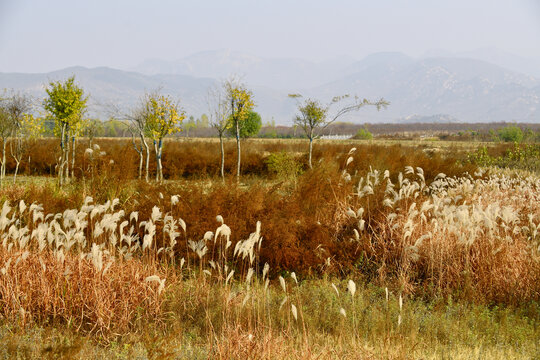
1, 50, 539, 124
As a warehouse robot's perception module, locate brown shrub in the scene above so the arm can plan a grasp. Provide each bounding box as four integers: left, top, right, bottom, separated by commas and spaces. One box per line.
0, 248, 167, 336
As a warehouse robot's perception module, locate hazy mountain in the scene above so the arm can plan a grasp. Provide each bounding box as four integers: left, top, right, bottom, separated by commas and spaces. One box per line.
132, 49, 353, 91
398, 114, 460, 124
0, 66, 291, 121
424, 47, 540, 78
314, 54, 540, 122
2, 51, 539, 124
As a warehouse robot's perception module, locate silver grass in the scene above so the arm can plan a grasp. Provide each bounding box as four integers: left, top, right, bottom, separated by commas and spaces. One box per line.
347, 279, 356, 297
291, 304, 298, 321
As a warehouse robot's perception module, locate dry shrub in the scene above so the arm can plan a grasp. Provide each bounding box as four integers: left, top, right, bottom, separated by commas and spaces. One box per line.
0, 248, 166, 336
3, 137, 474, 181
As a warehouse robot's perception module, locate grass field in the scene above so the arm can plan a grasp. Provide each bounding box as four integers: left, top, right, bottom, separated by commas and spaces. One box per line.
0, 138, 539, 359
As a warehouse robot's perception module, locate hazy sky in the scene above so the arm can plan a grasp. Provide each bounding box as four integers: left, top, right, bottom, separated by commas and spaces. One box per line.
1, 0, 539, 73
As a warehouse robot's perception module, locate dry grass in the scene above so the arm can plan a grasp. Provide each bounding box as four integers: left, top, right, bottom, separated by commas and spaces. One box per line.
0, 139, 538, 358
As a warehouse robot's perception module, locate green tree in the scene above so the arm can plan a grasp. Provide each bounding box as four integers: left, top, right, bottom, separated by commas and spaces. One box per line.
289, 94, 388, 168
184, 116, 196, 136
227, 110, 261, 138
498, 125, 524, 143
355, 127, 373, 140
199, 114, 210, 128
43, 76, 87, 185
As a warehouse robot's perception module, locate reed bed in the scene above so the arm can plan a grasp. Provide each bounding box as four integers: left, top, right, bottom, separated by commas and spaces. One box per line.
0, 144, 539, 358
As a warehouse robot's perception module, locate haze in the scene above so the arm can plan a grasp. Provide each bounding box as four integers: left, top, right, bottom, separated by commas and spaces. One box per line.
1, 0, 540, 73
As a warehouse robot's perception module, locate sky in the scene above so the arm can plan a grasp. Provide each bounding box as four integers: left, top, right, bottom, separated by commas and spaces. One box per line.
1, 0, 540, 73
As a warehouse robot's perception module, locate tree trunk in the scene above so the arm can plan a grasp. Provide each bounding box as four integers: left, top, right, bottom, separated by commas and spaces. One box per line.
236, 120, 241, 179
0, 140, 6, 188
12, 160, 19, 184
71, 136, 76, 179
308, 130, 314, 169
154, 140, 159, 182
131, 134, 143, 180
64, 132, 70, 183
59, 123, 66, 186
138, 150, 143, 180
219, 133, 225, 179
156, 138, 163, 183
140, 133, 150, 182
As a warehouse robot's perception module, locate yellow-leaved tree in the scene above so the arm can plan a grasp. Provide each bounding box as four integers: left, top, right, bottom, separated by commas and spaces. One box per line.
43, 76, 87, 186
144, 93, 185, 182
224, 79, 254, 179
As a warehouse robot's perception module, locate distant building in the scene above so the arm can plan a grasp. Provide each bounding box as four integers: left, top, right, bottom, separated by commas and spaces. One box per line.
319, 134, 354, 140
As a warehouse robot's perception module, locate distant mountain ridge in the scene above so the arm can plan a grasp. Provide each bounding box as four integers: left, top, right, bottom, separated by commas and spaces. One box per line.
1, 50, 539, 124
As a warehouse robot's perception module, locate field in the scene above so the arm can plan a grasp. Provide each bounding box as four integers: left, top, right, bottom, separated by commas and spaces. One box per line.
0, 137, 539, 359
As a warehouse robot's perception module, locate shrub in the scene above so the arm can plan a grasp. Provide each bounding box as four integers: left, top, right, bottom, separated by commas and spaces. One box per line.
354, 128, 373, 140
265, 151, 303, 180
498, 125, 524, 143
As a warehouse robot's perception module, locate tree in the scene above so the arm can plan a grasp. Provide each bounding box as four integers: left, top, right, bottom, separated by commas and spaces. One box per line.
43, 76, 87, 185
199, 114, 210, 128
0, 91, 33, 185
125, 96, 152, 182
84, 119, 104, 148
10, 113, 43, 183
225, 79, 254, 179
355, 127, 373, 140
0, 105, 14, 188
289, 94, 389, 168
227, 110, 261, 138
498, 125, 523, 143
207, 82, 230, 179
145, 93, 185, 182
184, 116, 197, 137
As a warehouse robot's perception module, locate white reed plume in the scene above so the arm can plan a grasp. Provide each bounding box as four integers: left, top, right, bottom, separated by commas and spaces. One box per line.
291, 304, 298, 321
151, 206, 162, 222
145, 275, 166, 294
188, 239, 208, 259
262, 263, 270, 280
279, 276, 287, 293
331, 283, 339, 296
347, 279, 356, 297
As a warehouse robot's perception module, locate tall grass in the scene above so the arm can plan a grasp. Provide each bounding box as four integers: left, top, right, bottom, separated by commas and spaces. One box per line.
0, 142, 538, 358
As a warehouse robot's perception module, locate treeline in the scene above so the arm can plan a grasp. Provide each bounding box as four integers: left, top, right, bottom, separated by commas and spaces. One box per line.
96, 121, 540, 141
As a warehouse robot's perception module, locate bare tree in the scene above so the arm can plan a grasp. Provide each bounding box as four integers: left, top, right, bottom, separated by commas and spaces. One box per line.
2, 92, 34, 183
108, 96, 152, 182
128, 124, 145, 180
129, 104, 151, 182
0, 105, 13, 188
207, 82, 230, 179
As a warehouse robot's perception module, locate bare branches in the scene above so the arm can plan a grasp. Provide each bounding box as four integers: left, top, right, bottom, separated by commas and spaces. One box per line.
289, 93, 389, 168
